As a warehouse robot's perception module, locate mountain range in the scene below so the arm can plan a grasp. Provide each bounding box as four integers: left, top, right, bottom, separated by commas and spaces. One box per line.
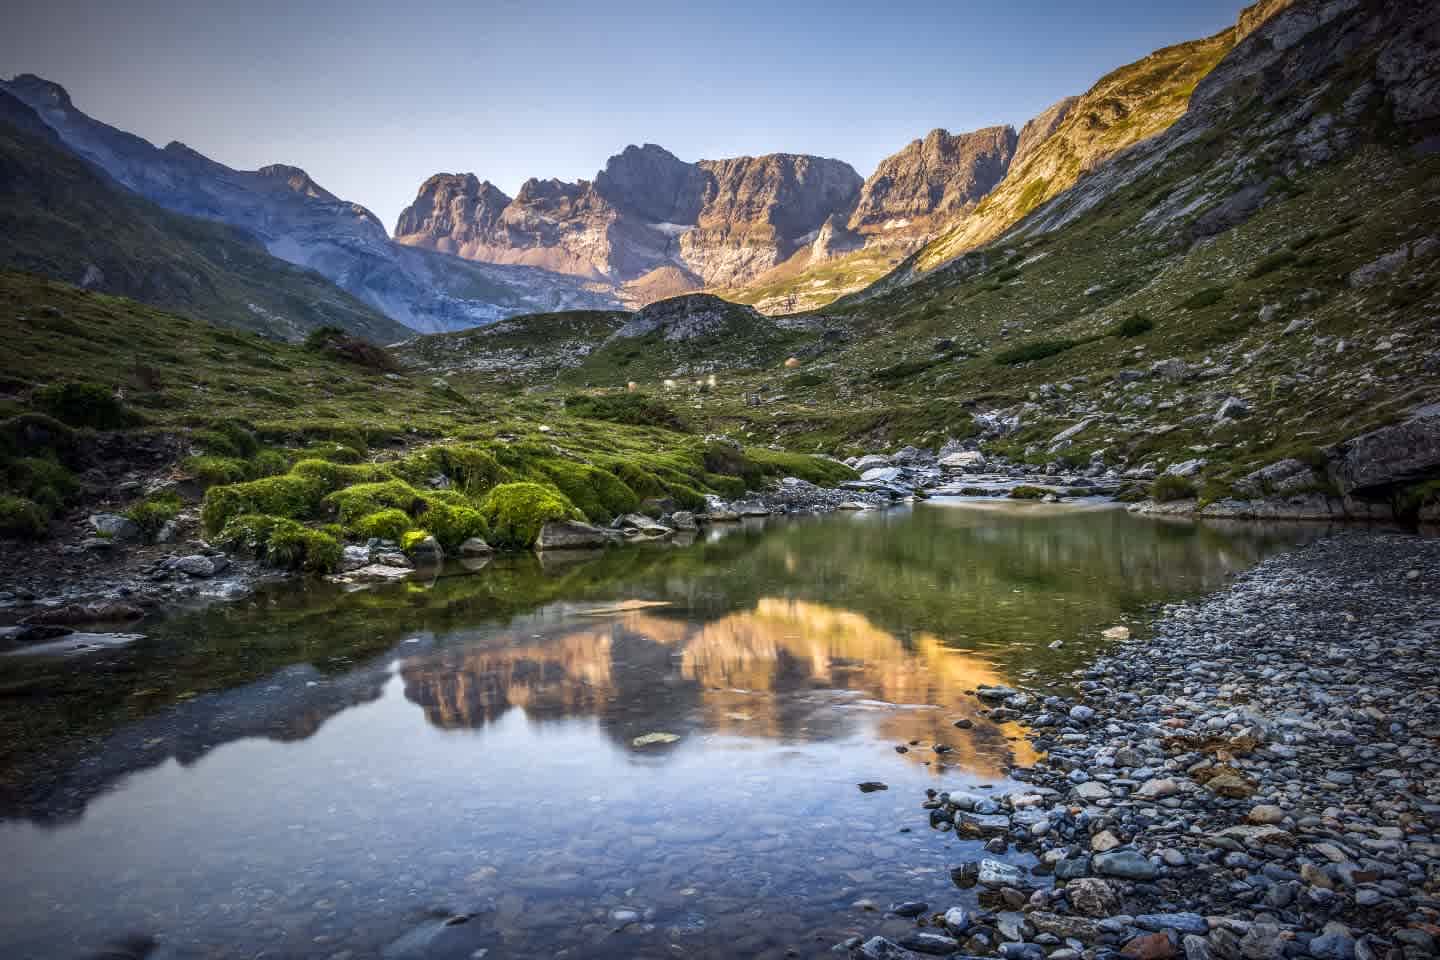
0, 75, 621, 336
2, 0, 1436, 350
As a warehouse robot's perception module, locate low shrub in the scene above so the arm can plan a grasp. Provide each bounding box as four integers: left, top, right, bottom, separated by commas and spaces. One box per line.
1181, 287, 1228, 310
34, 382, 142, 429
303, 326, 397, 372
479, 482, 581, 550
0, 494, 47, 539
1248, 250, 1297, 279
3, 456, 75, 511
1111, 313, 1154, 338
1152, 474, 1198, 502
124, 491, 182, 537
563, 394, 691, 433
1008, 485, 1048, 500
0, 413, 78, 462
994, 339, 1080, 366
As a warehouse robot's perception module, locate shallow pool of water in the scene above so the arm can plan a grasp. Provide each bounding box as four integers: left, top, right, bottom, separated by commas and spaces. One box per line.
0, 502, 1327, 959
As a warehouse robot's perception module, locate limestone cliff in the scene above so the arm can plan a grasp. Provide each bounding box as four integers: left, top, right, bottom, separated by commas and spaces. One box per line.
395, 145, 862, 299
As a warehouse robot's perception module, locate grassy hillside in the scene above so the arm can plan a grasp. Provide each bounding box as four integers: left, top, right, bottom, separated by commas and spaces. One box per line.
0, 273, 851, 554
0, 95, 411, 343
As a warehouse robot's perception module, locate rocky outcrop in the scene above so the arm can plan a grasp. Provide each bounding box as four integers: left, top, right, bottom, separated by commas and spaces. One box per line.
395, 144, 862, 299
392, 173, 512, 258
1330, 409, 1440, 496
1, 74, 619, 333
847, 126, 1017, 239
1012, 97, 1078, 166
611, 293, 765, 342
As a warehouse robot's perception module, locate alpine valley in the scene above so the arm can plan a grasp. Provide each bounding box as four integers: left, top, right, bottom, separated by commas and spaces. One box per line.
3, 2, 1440, 957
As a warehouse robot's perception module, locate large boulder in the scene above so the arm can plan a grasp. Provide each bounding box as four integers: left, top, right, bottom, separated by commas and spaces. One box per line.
89, 513, 141, 542
939, 450, 987, 473
535, 520, 610, 550
1331, 411, 1440, 495
1232, 458, 1324, 498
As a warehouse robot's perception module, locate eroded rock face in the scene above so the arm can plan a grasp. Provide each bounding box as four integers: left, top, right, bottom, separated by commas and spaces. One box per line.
848, 126, 1017, 239
395, 144, 862, 296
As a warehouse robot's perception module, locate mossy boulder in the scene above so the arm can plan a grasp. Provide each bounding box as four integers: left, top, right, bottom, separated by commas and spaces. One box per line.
478, 482, 582, 550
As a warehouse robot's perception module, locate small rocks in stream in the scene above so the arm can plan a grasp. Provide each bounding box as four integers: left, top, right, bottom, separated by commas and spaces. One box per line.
848, 533, 1440, 960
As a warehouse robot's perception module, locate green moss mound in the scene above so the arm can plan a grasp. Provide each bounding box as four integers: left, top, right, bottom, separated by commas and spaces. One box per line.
324, 479, 426, 526
124, 491, 182, 537
1008, 485, 1049, 500
216, 514, 340, 573
479, 482, 581, 550
201, 472, 330, 534
534, 460, 638, 524
351, 508, 412, 542
417, 502, 488, 550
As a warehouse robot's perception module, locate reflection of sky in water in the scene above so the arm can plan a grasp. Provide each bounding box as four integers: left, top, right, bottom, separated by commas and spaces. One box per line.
0, 505, 1324, 959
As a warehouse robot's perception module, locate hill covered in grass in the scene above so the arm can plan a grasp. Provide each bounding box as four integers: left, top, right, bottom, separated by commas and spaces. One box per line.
0, 92, 411, 344
0, 273, 851, 556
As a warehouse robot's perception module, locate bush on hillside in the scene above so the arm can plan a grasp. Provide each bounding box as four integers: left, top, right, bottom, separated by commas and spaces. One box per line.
303, 326, 397, 372
1111, 313, 1154, 338
1152, 474, 1198, 502
563, 393, 691, 433
994, 339, 1080, 366
34, 382, 142, 429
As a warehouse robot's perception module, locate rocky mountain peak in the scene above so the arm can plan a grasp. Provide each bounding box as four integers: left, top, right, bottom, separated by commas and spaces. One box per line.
6, 74, 73, 111
256, 163, 339, 202
848, 124, 1017, 236
595, 143, 707, 224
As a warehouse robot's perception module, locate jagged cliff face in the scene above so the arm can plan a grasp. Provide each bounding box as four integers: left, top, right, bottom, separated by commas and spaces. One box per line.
847, 126, 1018, 239
0, 74, 620, 332
394, 145, 862, 296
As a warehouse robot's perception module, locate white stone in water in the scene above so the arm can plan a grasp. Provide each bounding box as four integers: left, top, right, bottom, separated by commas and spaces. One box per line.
632, 732, 681, 747
977, 859, 1028, 887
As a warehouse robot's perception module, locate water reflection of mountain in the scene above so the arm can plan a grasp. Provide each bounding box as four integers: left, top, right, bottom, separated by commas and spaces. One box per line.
0, 507, 1319, 824
400, 598, 1038, 777
1, 660, 391, 825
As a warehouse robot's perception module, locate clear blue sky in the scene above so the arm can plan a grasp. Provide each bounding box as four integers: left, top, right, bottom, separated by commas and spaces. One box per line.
3, 0, 1245, 233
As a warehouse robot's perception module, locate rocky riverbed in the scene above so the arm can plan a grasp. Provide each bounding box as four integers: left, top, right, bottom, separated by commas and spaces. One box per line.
848, 532, 1440, 960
